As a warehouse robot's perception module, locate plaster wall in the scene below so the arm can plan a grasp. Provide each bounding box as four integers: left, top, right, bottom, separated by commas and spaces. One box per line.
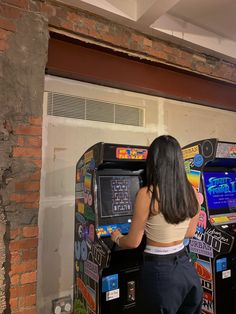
37, 76, 236, 313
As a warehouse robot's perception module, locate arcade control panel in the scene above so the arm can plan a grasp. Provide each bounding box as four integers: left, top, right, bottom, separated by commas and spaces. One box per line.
97, 222, 132, 237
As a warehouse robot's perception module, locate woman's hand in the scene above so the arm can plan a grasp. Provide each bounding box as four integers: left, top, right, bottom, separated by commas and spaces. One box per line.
111, 229, 123, 245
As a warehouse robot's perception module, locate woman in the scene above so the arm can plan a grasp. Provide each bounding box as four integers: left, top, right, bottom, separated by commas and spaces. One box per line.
111, 135, 203, 314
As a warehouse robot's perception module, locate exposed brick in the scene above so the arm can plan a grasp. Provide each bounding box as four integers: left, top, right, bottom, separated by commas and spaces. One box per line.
10, 251, 21, 264
10, 260, 37, 275
41, 3, 56, 17
9, 238, 38, 252
26, 136, 42, 147
10, 274, 20, 285
10, 283, 36, 298
14, 125, 42, 136
0, 39, 9, 50
20, 271, 37, 284
24, 201, 39, 209
19, 294, 36, 307
13, 147, 41, 158
0, 28, 11, 40
29, 170, 41, 181
22, 226, 38, 238
15, 182, 40, 192
2, 0, 29, 10
31, 159, 42, 168
0, 17, 16, 31
10, 228, 22, 240
0, 3, 23, 19
22, 249, 37, 261
28, 116, 42, 126
10, 192, 39, 203
12, 309, 37, 314
16, 136, 25, 146
9, 297, 18, 309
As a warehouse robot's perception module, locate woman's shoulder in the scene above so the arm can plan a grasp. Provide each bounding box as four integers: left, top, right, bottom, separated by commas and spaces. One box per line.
135, 186, 151, 202
137, 186, 151, 196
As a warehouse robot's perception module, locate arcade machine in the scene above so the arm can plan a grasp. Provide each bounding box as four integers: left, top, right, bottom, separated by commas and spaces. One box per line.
182, 138, 236, 314
73, 142, 148, 314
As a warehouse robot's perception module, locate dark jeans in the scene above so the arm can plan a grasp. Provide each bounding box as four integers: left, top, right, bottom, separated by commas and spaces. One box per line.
136, 249, 203, 314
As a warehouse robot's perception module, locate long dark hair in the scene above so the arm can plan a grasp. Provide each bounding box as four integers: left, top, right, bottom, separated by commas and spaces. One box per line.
146, 135, 198, 224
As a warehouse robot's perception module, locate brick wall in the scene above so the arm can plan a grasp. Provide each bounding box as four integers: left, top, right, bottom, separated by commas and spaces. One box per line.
0, 0, 236, 313
0, 0, 48, 313
41, 1, 236, 83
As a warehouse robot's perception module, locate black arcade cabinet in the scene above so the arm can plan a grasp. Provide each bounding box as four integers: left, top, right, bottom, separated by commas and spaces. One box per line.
73, 142, 147, 314
182, 139, 236, 314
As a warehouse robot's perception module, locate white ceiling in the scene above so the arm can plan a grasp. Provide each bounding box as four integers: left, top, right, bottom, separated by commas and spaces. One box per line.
57, 0, 236, 61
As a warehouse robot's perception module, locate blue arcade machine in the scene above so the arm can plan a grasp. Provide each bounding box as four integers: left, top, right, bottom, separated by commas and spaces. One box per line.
73, 142, 147, 314
182, 139, 236, 314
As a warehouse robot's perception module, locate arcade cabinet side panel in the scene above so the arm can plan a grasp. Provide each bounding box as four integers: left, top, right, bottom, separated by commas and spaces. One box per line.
74, 143, 109, 314
182, 139, 218, 314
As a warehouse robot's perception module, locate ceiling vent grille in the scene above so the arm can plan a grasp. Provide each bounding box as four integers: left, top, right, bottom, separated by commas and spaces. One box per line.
47, 92, 144, 127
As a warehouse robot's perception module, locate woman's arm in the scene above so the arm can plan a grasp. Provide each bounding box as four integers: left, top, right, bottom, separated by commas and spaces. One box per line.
111, 187, 150, 249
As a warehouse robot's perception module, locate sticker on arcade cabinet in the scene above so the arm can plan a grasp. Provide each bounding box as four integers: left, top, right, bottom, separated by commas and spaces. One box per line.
222, 269, 231, 279
77, 240, 88, 261
228, 215, 236, 221
189, 239, 213, 258
210, 216, 229, 224
216, 257, 227, 272
216, 142, 236, 158
106, 289, 120, 301
75, 191, 84, 199
87, 307, 96, 314
84, 150, 93, 163
76, 170, 83, 182
91, 243, 107, 267
186, 169, 201, 190
84, 204, 95, 221
88, 159, 96, 170
75, 182, 84, 192
193, 154, 204, 167
88, 224, 95, 242
84, 173, 92, 190
202, 291, 213, 314
201, 278, 213, 292
75, 241, 81, 260
84, 192, 93, 206
84, 260, 99, 282
204, 227, 230, 252
77, 277, 96, 311
184, 160, 191, 173
195, 208, 207, 240
76, 199, 85, 214
182, 145, 199, 160
102, 274, 119, 293
116, 147, 148, 160
76, 212, 86, 223
194, 259, 212, 281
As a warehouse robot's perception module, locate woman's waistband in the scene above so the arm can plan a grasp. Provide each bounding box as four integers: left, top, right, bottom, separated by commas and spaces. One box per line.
144, 248, 187, 262
144, 243, 184, 255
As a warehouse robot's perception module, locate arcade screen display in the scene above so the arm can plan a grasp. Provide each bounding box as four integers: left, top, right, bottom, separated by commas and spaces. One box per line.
203, 171, 236, 216
98, 175, 140, 219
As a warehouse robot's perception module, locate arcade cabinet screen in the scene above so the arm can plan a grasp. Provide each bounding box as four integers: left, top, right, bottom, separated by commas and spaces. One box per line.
203, 171, 236, 216
99, 175, 140, 218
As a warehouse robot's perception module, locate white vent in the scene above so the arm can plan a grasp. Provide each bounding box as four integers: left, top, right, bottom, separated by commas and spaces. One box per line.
47, 92, 144, 127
